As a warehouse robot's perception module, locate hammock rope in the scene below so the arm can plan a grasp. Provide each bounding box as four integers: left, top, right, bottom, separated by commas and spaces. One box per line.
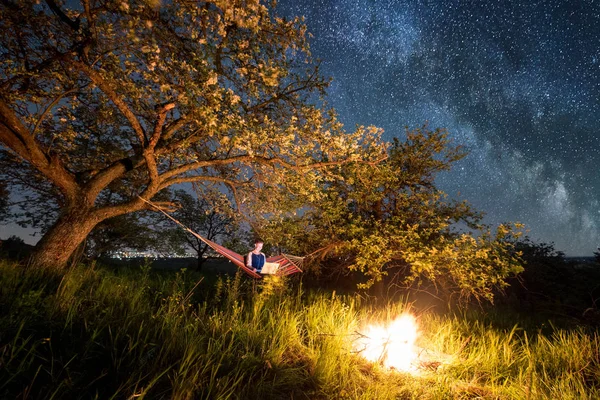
138, 197, 303, 278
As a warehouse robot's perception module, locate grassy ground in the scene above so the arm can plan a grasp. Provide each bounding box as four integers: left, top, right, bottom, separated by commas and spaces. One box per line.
1, 260, 598, 399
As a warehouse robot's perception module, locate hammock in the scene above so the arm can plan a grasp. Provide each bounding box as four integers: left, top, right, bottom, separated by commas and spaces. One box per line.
193, 238, 304, 279
139, 197, 303, 278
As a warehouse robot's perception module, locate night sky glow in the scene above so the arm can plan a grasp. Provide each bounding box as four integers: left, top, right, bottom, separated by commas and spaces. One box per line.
2, 1, 599, 257
277, 0, 600, 256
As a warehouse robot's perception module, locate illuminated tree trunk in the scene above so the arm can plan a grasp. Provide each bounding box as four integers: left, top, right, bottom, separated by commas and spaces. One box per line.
29, 195, 147, 270
29, 207, 99, 270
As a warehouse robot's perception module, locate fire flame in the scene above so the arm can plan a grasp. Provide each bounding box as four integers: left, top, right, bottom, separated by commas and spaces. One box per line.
355, 313, 419, 372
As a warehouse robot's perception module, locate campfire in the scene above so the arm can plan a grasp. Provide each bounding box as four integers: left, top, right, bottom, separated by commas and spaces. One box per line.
355, 313, 420, 372
354, 313, 454, 373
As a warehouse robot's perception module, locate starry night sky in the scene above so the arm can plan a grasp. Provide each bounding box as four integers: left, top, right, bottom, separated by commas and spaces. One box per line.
277, 0, 600, 256
2, 1, 599, 256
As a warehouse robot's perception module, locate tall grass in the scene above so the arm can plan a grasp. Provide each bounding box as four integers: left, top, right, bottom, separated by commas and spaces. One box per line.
1, 259, 598, 399
417, 314, 600, 399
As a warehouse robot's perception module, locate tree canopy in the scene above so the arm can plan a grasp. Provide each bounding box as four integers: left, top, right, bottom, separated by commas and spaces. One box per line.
0, 0, 384, 268
260, 127, 524, 302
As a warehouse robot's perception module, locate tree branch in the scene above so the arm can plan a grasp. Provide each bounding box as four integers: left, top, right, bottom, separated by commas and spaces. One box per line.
247, 64, 321, 113
45, 0, 80, 31
139, 103, 177, 199
0, 99, 80, 203
83, 154, 145, 204
161, 115, 190, 142
157, 153, 363, 183
91, 196, 146, 221
158, 154, 254, 181
149, 103, 175, 150
72, 60, 147, 146
32, 88, 78, 136
158, 175, 245, 192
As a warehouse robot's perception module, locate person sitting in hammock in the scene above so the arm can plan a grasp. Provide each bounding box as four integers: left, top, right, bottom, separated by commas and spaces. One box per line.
246, 239, 266, 274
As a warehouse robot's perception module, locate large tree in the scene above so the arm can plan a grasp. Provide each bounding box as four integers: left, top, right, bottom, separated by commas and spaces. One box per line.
261, 127, 524, 302
0, 0, 384, 269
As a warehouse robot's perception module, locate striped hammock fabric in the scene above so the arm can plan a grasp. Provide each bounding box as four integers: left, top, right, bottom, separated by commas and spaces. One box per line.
138, 197, 303, 278
192, 235, 303, 279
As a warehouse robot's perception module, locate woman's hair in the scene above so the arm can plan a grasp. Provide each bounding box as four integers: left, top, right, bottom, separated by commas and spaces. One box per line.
254, 238, 264, 245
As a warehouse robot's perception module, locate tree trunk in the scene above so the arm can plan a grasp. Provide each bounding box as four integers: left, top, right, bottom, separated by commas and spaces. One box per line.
29, 208, 99, 270
196, 251, 206, 271
373, 278, 385, 299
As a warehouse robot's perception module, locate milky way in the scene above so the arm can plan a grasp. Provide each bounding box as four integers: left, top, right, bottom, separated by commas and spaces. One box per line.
277, 0, 600, 256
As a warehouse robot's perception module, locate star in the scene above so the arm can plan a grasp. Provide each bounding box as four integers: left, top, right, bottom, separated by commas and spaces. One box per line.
277, 0, 600, 256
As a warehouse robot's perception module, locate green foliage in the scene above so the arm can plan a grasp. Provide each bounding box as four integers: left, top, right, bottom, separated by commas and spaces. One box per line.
0, 0, 385, 268
1, 259, 598, 399
262, 126, 524, 302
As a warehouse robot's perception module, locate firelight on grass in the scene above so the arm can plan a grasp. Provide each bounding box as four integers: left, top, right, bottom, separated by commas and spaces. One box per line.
356, 314, 419, 372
